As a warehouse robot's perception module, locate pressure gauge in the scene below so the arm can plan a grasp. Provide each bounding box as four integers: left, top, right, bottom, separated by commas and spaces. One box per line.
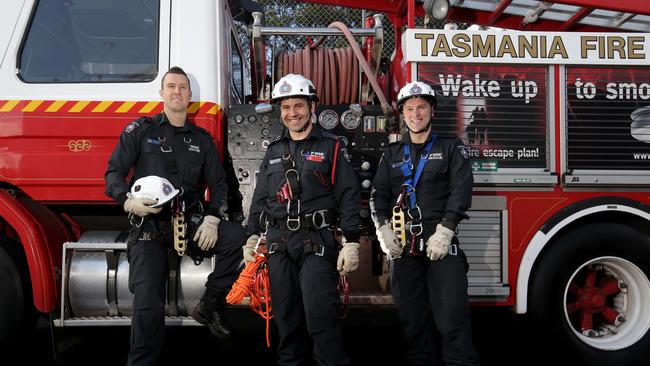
318, 109, 339, 130
340, 110, 361, 130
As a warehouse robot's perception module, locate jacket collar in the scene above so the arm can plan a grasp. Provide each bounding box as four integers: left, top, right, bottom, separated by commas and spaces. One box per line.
280, 123, 323, 142
400, 129, 435, 146
157, 112, 191, 132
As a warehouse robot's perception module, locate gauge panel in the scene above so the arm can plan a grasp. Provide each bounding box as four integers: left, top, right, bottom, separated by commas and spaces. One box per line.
318, 109, 339, 129
340, 110, 361, 130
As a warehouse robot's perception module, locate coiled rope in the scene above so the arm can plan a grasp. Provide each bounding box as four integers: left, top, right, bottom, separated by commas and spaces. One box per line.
226, 247, 273, 347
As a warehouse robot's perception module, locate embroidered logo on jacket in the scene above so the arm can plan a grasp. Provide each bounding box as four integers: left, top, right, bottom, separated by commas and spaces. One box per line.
188, 145, 200, 153
457, 145, 470, 159
125, 121, 139, 134
304, 151, 326, 162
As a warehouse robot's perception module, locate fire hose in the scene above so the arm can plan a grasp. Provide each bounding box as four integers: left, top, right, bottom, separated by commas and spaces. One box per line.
274, 22, 391, 115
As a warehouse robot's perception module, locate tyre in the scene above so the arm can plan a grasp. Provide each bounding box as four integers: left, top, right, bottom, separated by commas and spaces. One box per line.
0, 238, 36, 348
529, 222, 650, 366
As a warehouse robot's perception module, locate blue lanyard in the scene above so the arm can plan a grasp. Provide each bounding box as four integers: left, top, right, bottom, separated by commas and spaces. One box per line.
399, 135, 436, 209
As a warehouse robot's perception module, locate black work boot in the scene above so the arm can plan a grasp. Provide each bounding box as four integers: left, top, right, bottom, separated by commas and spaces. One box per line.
193, 289, 232, 339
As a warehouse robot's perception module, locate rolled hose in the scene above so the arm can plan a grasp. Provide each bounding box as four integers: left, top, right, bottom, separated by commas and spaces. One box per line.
274, 22, 391, 115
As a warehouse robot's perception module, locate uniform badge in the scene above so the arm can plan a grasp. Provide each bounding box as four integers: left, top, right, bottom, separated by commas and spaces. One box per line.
280, 81, 291, 95
457, 145, 470, 159
188, 145, 200, 153
341, 147, 351, 163
162, 182, 173, 196
124, 121, 139, 134
410, 85, 422, 94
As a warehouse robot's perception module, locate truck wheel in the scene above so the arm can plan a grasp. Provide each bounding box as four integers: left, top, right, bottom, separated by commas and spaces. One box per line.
529, 223, 650, 366
0, 239, 36, 348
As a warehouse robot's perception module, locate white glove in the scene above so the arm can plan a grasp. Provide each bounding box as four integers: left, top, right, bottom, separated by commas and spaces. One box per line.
426, 224, 454, 261
123, 193, 162, 217
337, 240, 360, 276
376, 224, 403, 258
242, 235, 259, 263
193, 215, 220, 251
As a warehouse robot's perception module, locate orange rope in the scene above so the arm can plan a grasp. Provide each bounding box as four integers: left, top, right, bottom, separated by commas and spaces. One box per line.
227, 249, 273, 347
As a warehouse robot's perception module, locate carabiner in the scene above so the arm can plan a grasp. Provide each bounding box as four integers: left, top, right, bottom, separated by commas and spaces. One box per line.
407, 205, 422, 222
129, 213, 144, 228
286, 217, 301, 231
286, 200, 301, 231
409, 222, 423, 236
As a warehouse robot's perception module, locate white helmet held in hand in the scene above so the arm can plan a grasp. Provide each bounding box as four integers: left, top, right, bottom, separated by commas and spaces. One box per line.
130, 176, 180, 208
397, 81, 437, 109
271, 73, 318, 103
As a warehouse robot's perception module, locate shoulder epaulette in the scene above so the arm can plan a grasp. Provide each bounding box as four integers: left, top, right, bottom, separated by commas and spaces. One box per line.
187, 122, 211, 136
124, 116, 154, 134
266, 137, 283, 147
321, 131, 339, 140
437, 133, 458, 139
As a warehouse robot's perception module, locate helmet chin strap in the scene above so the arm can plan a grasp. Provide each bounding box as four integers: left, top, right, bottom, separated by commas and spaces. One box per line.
282, 112, 315, 133
297, 112, 316, 132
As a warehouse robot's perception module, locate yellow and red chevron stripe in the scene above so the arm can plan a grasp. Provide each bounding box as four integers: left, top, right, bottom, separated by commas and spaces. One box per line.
0, 100, 220, 115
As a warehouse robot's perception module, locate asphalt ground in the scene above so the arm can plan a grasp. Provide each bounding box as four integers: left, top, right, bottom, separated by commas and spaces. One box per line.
3, 306, 574, 366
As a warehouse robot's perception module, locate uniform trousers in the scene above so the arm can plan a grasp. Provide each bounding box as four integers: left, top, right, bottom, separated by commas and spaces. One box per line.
126, 219, 245, 366
390, 238, 480, 366
266, 226, 350, 366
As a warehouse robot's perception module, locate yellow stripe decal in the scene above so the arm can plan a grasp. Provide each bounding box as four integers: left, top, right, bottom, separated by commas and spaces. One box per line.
207, 105, 219, 115
69, 101, 90, 112
23, 100, 43, 112
46, 100, 66, 112
187, 102, 201, 114
92, 101, 113, 113
116, 101, 136, 113
139, 102, 159, 113
0, 100, 20, 112
1, 100, 220, 115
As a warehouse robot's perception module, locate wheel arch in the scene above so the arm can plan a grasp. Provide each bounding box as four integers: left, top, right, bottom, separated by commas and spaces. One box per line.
515, 196, 650, 314
0, 187, 75, 313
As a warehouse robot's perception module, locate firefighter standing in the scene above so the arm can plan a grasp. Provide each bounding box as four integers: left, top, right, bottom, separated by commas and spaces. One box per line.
105, 67, 246, 366
370, 81, 481, 365
243, 74, 361, 366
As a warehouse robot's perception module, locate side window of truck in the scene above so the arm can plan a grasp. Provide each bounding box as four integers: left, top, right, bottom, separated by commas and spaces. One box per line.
18, 0, 159, 83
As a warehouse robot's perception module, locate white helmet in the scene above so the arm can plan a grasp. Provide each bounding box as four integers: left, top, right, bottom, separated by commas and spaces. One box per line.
130, 176, 180, 208
397, 81, 437, 109
271, 74, 318, 103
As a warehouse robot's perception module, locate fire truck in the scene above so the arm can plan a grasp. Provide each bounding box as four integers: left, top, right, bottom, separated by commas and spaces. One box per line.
1, 0, 649, 364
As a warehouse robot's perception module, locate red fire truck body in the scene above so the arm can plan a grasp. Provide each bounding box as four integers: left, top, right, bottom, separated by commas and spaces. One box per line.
1, 0, 649, 364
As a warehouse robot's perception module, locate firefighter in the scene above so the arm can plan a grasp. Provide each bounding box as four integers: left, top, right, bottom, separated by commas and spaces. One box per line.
370, 81, 481, 365
243, 74, 361, 366
105, 67, 246, 366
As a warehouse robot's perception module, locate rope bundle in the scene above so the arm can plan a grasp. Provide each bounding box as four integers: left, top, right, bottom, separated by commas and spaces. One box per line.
227, 250, 273, 347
